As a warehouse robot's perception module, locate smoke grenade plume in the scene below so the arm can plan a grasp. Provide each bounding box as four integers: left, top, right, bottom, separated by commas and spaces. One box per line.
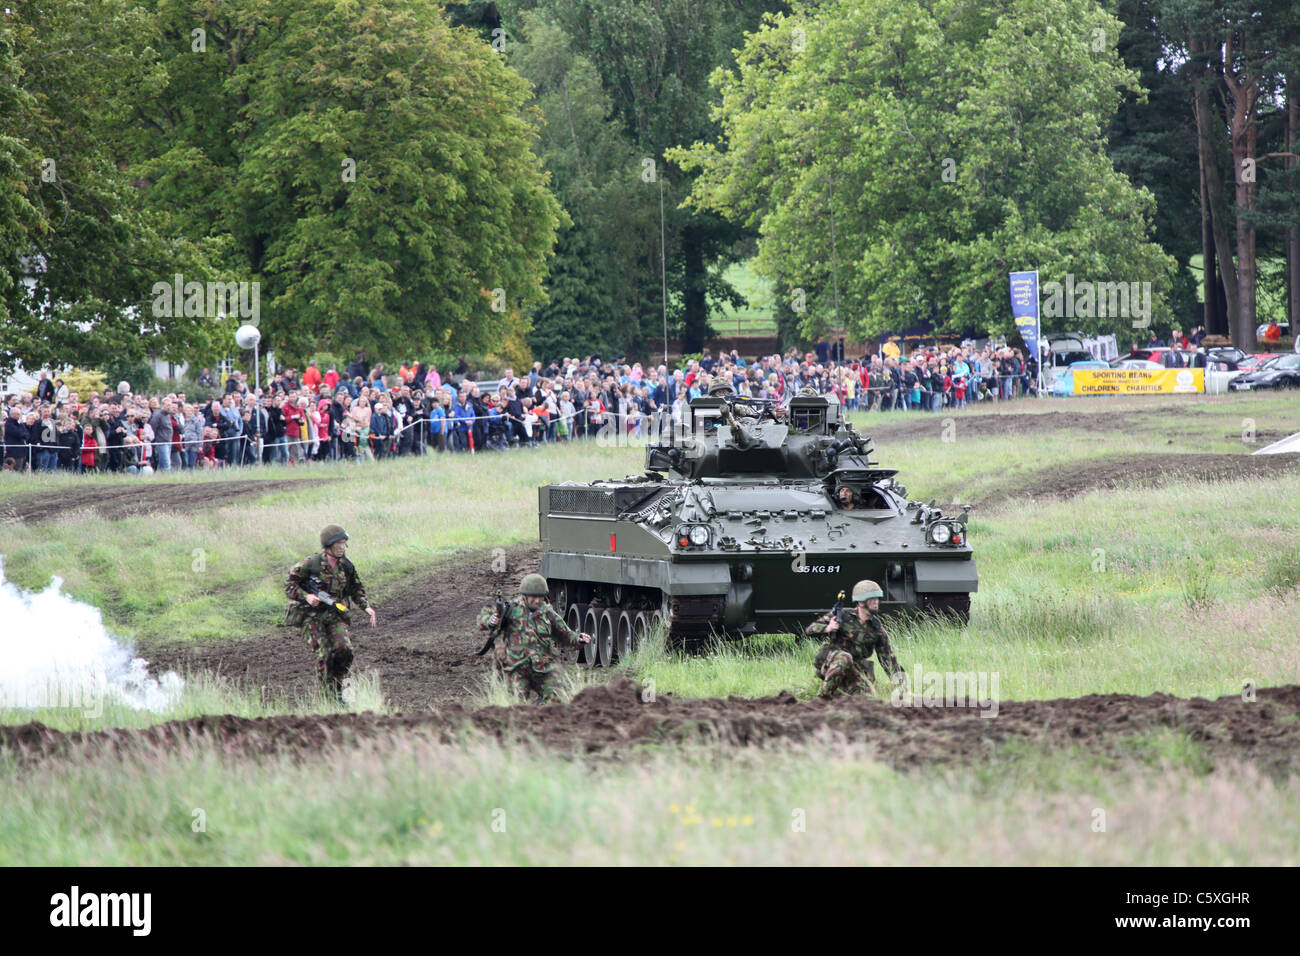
0, 559, 183, 716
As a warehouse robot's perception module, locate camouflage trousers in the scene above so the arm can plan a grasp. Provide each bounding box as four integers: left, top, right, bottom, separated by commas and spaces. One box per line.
815, 647, 876, 699
504, 661, 561, 702
303, 616, 354, 700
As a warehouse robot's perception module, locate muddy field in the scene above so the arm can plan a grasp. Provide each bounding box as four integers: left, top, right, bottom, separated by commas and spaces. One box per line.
977, 452, 1300, 508
861, 402, 1289, 444
3, 680, 1297, 775
0, 477, 332, 524
4, 400, 1297, 766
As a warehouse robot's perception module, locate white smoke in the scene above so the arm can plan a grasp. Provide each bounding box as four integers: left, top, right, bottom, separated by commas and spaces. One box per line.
0, 559, 184, 716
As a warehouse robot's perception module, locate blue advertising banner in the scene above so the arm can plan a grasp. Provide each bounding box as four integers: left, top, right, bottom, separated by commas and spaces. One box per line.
1009, 271, 1040, 358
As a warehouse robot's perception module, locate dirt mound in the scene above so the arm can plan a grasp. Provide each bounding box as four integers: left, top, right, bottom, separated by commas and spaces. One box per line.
146, 544, 547, 712
977, 452, 1300, 509
5, 681, 1297, 775
0, 477, 332, 524
863, 404, 1192, 444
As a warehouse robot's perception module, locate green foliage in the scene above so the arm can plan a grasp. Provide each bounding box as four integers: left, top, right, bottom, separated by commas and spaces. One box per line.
102, 359, 155, 396
121, 0, 564, 366
673, 0, 1179, 341
500, 1, 771, 358
0, 1, 225, 376
675, 351, 704, 370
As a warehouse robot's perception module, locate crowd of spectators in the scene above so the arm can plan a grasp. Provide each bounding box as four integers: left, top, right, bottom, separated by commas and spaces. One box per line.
2, 342, 1044, 474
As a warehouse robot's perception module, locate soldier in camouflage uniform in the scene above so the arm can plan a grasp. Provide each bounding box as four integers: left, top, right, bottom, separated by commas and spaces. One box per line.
478, 573, 591, 703
804, 579, 905, 699
284, 524, 377, 701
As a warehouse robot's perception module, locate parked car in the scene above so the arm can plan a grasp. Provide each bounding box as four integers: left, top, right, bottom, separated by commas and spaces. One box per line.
1111, 348, 1193, 368
1235, 354, 1276, 374
1203, 346, 1249, 371
1228, 354, 1300, 391
1051, 360, 1111, 397
1110, 358, 1165, 370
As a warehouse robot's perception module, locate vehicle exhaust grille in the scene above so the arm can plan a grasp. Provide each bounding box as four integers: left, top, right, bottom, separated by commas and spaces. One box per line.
549, 488, 618, 516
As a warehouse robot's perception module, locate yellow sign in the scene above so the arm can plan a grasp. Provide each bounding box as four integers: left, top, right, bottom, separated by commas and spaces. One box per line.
1073, 368, 1204, 395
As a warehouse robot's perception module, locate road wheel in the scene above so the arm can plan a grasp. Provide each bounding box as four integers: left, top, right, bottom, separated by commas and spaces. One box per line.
583, 606, 601, 666
614, 611, 635, 662
597, 609, 617, 668
568, 604, 589, 664
551, 582, 569, 617
632, 611, 650, 651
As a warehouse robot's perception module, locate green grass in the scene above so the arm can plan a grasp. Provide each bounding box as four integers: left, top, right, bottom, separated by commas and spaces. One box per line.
715, 258, 778, 334
2, 734, 1295, 865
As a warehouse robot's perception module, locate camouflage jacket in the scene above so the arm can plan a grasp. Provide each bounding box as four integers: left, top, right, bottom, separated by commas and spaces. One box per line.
805, 609, 902, 675
284, 551, 369, 626
477, 597, 582, 674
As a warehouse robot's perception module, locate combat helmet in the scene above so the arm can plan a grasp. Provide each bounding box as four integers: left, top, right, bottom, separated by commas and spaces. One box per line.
321, 525, 349, 548
520, 573, 549, 597
708, 380, 735, 397
851, 579, 883, 602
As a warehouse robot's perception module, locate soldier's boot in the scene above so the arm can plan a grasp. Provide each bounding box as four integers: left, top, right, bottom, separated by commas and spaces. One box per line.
330, 648, 354, 704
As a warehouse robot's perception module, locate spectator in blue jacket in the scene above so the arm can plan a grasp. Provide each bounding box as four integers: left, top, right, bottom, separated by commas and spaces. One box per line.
452, 391, 473, 451
428, 396, 447, 452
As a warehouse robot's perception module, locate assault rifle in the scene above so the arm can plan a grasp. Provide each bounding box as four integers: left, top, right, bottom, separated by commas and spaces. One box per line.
306, 575, 349, 615
475, 589, 511, 657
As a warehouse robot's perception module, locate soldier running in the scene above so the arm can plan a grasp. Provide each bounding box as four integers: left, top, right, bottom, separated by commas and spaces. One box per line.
804, 579, 905, 699
284, 524, 377, 701
478, 573, 591, 703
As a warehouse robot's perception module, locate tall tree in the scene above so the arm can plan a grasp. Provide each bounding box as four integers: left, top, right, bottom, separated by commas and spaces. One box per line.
674, 0, 1176, 342
499, 0, 776, 357
122, 0, 563, 365
1109, 1, 1201, 330
1, 1, 221, 376
1163, 0, 1300, 346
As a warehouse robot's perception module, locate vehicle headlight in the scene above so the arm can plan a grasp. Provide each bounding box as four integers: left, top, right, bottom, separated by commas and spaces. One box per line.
928, 522, 952, 545
689, 525, 710, 545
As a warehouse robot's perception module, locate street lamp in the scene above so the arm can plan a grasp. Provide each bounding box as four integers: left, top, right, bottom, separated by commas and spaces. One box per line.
235, 324, 262, 463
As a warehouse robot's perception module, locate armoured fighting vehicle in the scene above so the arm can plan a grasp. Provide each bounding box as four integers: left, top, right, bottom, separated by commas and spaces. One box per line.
538, 393, 977, 666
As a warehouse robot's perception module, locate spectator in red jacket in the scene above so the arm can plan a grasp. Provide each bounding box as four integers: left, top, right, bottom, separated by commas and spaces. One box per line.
282, 398, 306, 462
302, 360, 323, 394
79, 426, 98, 473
